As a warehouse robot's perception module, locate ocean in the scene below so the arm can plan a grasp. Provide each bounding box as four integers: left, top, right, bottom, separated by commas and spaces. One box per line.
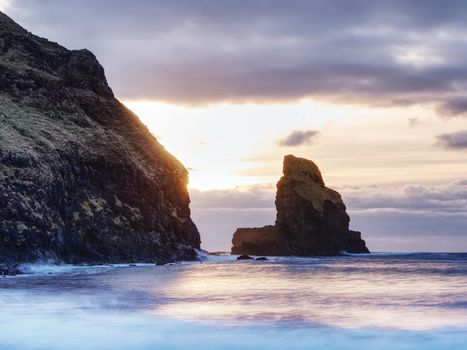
1, 253, 466, 349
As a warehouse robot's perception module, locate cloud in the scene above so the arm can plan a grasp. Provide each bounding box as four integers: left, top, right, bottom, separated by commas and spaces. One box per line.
343, 182, 467, 215
437, 97, 467, 117
190, 186, 275, 210
341, 182, 467, 250
436, 130, 467, 150
349, 211, 467, 252
4, 0, 467, 111
190, 186, 275, 251
278, 130, 320, 147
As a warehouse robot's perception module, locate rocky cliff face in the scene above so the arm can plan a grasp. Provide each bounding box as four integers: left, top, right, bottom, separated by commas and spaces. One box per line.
0, 12, 200, 265
231, 155, 369, 256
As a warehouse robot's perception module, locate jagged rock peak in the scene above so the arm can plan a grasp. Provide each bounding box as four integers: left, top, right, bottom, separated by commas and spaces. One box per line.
277, 155, 342, 214
282, 154, 324, 186
0, 11, 113, 99
0, 11, 25, 33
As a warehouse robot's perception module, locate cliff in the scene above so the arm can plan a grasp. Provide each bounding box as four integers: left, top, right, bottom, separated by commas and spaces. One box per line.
0, 12, 200, 265
231, 155, 369, 256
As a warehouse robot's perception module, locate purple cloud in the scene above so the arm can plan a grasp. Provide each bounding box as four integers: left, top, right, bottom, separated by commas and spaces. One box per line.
436, 130, 467, 150
278, 130, 320, 147
3, 0, 467, 112
437, 97, 467, 117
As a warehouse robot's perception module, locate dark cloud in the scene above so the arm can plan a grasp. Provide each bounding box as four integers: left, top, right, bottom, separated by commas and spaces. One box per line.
190, 181, 467, 251
278, 130, 320, 147
343, 182, 467, 214
349, 211, 467, 252
4, 0, 467, 110
339, 182, 467, 250
437, 97, 467, 117
436, 130, 467, 150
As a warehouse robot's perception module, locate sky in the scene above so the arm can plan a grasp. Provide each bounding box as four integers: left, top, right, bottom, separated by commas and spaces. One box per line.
2, 0, 466, 252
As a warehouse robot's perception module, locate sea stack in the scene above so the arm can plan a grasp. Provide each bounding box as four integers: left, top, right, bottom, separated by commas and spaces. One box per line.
232, 155, 369, 256
0, 12, 200, 265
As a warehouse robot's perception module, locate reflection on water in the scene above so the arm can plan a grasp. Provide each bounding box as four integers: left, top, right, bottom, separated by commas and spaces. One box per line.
155, 255, 467, 330
0, 254, 467, 349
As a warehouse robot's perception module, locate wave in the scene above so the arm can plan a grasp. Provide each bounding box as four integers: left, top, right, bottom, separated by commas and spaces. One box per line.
341, 252, 467, 260
17, 263, 156, 277
6, 251, 467, 278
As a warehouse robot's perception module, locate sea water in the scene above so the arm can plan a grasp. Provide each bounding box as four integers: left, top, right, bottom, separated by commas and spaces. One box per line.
0, 253, 466, 349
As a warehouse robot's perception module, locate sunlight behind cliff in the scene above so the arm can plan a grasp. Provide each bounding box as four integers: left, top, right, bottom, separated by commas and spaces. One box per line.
124, 100, 467, 191
0, 0, 10, 11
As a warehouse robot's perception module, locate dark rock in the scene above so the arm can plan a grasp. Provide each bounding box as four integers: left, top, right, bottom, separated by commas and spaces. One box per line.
237, 254, 254, 260
231, 155, 369, 256
0, 12, 200, 265
232, 225, 286, 256
156, 259, 175, 266
0, 263, 22, 276
255, 257, 268, 261
207, 251, 229, 256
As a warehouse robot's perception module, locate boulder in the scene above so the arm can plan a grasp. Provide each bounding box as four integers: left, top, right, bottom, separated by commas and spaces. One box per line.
231, 226, 285, 256
237, 254, 254, 260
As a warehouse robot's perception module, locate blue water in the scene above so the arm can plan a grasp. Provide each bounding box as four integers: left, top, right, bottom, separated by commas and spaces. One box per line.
1, 253, 466, 349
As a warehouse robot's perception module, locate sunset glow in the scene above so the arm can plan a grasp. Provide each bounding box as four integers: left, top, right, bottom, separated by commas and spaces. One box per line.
122, 99, 467, 252
0, 0, 10, 11
6, 1, 466, 251
125, 100, 467, 191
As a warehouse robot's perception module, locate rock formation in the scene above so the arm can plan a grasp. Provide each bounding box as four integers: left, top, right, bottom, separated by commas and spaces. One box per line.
231, 155, 369, 256
0, 12, 200, 265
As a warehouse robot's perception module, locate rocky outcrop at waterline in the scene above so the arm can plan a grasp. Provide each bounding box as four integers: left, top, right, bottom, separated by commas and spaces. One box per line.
0, 12, 200, 264
231, 155, 369, 256
0, 263, 21, 276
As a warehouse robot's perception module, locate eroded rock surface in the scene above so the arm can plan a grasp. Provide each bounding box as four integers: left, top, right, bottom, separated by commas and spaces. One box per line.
0, 12, 200, 264
0, 263, 21, 276
231, 155, 369, 256
231, 226, 286, 256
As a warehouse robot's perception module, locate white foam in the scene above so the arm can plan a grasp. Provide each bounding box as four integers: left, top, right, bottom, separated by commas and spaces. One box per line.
18, 263, 157, 276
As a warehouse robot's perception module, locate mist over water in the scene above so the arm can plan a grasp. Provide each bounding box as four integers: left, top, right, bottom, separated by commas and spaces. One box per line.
1, 254, 466, 349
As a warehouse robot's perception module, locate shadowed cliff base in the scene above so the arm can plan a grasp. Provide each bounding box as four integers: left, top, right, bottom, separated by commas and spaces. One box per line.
0, 12, 200, 266
231, 155, 369, 256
